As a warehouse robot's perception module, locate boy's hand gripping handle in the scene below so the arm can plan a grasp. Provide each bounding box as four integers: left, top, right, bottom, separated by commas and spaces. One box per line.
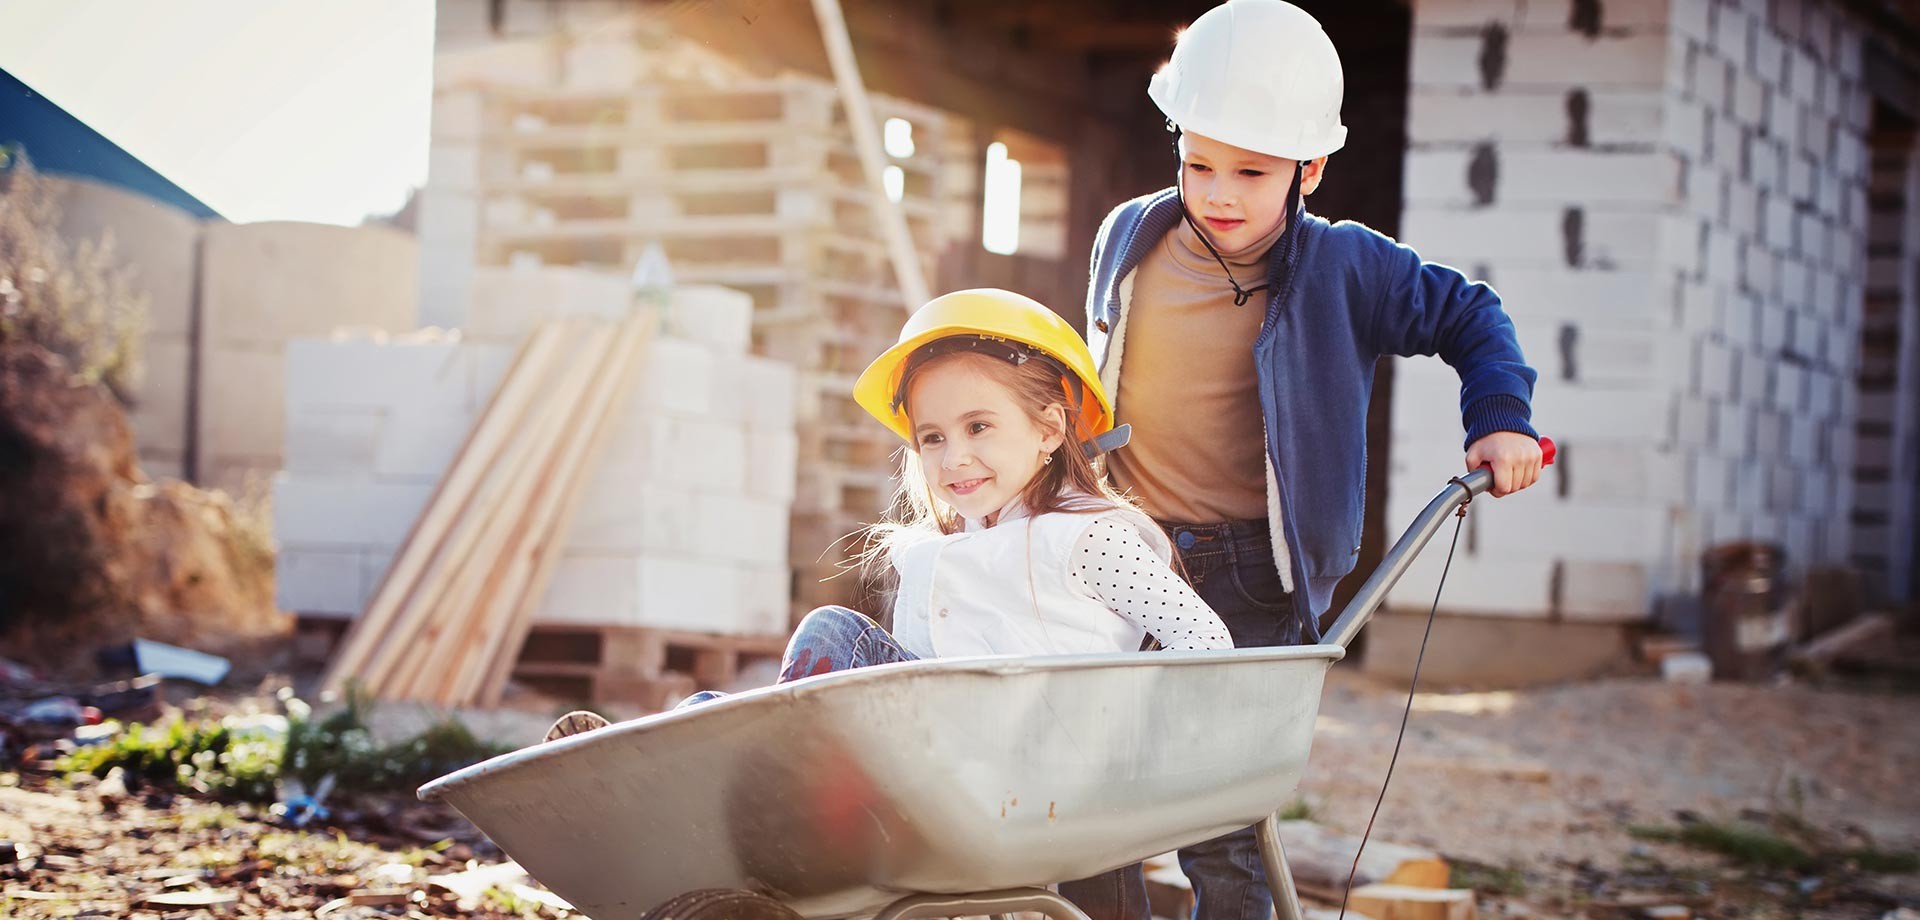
1321, 437, 1555, 650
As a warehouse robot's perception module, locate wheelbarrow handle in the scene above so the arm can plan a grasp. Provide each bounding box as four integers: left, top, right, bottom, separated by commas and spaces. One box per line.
1320, 437, 1555, 650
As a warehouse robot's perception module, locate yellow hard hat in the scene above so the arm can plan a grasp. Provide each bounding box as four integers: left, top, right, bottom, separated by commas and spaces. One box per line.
854, 289, 1114, 447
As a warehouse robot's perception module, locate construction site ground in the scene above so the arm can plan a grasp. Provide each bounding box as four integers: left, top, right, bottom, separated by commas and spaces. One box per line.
6, 663, 1916, 919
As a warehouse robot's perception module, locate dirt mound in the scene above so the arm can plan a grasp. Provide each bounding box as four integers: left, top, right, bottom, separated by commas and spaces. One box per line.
0, 339, 287, 671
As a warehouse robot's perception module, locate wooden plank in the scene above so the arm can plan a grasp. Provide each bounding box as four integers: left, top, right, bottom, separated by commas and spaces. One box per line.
390, 323, 618, 702
357, 319, 593, 697
473, 314, 657, 706
1347, 885, 1476, 920
438, 320, 637, 705
321, 320, 569, 695
1274, 821, 1452, 897
1789, 613, 1897, 674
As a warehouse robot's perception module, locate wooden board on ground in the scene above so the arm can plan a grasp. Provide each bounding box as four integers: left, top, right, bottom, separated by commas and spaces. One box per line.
1347, 885, 1476, 920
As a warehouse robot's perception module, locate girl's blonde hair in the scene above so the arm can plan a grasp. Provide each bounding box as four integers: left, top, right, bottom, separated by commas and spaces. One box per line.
858, 347, 1145, 566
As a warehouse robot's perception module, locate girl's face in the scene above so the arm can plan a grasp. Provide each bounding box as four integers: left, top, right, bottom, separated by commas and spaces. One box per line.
1178, 130, 1325, 252
906, 356, 1064, 524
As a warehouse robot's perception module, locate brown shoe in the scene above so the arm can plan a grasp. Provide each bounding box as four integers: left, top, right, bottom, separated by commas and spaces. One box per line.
544, 709, 611, 742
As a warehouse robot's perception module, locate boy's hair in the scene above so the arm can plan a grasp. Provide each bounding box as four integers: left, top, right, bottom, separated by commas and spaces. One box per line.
858, 349, 1142, 563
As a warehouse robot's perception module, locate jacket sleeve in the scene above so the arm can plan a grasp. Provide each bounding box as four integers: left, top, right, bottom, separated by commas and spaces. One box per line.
1367, 235, 1539, 447
1085, 202, 1125, 333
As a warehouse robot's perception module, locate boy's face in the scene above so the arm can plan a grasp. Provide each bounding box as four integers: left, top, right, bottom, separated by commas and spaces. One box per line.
1178, 131, 1326, 253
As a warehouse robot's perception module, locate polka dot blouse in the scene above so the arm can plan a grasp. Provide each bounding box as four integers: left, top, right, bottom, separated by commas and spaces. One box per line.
1070, 518, 1233, 650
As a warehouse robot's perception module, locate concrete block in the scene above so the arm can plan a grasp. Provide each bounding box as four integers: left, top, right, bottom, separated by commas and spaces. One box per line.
272, 476, 436, 546
285, 409, 383, 475
535, 553, 642, 626
1559, 560, 1650, 620
285, 338, 471, 413
658, 419, 749, 491
567, 475, 685, 555
1752, 27, 1784, 88
1401, 208, 1662, 269
664, 285, 753, 354
1530, 385, 1673, 442
747, 430, 799, 502
637, 555, 746, 633
1696, 337, 1736, 398
127, 338, 192, 455
466, 264, 631, 340
1411, 32, 1669, 88
1732, 73, 1766, 126
1407, 89, 1663, 147
199, 222, 417, 347
1410, 0, 1518, 29
430, 90, 484, 143
1690, 449, 1733, 506
427, 146, 480, 190
1671, 0, 1711, 42
1715, 7, 1751, 70
1517, 0, 1668, 30
631, 339, 713, 422
691, 494, 790, 567
1386, 551, 1556, 617
200, 345, 286, 463
1408, 150, 1686, 208
467, 342, 518, 410
373, 404, 474, 480
740, 357, 799, 431
738, 566, 792, 636
1675, 394, 1714, 448
1560, 441, 1686, 503
276, 546, 368, 615
1772, 361, 1805, 412
1475, 267, 1661, 326
1714, 400, 1752, 457
1695, 52, 1731, 110
1787, 413, 1818, 465
1789, 46, 1822, 104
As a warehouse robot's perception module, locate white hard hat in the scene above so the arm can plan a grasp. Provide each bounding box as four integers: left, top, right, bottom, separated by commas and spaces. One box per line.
1148, 0, 1348, 161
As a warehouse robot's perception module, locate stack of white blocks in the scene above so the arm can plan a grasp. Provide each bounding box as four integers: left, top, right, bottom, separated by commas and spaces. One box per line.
275, 266, 798, 638
1387, 0, 1872, 621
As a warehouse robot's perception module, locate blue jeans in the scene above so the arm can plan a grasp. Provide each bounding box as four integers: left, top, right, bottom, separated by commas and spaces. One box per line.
677, 605, 917, 708
1058, 518, 1302, 920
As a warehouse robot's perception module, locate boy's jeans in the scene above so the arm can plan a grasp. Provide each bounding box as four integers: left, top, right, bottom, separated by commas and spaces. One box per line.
1058, 518, 1304, 920
677, 605, 917, 708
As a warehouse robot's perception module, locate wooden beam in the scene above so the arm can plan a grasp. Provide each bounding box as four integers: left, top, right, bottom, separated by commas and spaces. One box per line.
321, 321, 570, 695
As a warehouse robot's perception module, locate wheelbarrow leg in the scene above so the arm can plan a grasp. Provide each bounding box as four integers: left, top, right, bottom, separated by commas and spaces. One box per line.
1256, 813, 1307, 920
872, 887, 1092, 920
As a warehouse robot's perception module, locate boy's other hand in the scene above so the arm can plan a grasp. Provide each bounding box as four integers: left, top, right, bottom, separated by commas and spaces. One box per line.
1465, 432, 1543, 497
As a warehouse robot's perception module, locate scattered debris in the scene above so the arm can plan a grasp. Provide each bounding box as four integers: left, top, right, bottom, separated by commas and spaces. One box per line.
1660, 652, 1712, 684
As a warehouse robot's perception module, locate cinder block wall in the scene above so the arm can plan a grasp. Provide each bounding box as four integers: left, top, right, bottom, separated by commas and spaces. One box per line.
1386, 0, 1878, 622
274, 271, 798, 637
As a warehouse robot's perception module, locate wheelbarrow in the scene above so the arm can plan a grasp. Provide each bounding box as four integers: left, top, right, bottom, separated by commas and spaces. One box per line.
419, 445, 1554, 920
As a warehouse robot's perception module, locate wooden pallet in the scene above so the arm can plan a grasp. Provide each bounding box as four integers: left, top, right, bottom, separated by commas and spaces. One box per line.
511, 624, 789, 708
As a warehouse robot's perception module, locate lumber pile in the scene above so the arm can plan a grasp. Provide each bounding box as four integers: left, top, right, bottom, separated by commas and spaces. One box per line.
320, 314, 654, 706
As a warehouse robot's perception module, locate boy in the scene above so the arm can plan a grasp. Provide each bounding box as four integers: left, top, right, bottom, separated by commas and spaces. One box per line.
1060, 2, 1544, 919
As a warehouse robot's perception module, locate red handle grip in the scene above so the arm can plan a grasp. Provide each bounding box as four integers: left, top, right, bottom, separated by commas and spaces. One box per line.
1540, 436, 1556, 466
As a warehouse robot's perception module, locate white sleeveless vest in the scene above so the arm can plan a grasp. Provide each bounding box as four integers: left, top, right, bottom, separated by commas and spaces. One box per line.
889, 502, 1176, 659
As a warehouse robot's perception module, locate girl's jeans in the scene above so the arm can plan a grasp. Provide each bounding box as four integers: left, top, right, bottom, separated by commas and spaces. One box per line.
676, 605, 916, 708
1057, 517, 1303, 920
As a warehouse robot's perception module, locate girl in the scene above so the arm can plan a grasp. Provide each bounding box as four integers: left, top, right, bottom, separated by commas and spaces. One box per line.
548, 287, 1231, 724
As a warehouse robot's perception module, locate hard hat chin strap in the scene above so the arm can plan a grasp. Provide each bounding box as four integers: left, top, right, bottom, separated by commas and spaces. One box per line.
1170, 123, 1304, 309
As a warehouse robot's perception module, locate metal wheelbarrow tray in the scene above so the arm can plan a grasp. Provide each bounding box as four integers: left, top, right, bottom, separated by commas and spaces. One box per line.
421, 458, 1550, 920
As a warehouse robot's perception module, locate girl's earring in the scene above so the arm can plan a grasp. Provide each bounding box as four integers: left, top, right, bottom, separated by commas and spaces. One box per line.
1043, 453, 1054, 465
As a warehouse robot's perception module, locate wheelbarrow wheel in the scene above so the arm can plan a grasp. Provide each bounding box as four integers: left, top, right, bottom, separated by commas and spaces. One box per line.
639, 888, 802, 920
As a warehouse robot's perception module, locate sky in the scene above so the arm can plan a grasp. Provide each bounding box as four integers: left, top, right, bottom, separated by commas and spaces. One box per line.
0, 1, 435, 226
